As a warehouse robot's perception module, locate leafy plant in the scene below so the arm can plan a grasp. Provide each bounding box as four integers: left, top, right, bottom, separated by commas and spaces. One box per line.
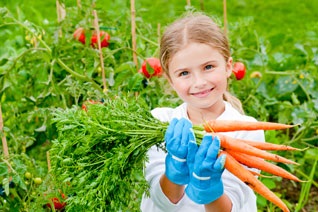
49, 95, 162, 211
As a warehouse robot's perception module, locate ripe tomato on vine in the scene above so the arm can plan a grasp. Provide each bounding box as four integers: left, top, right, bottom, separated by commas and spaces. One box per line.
73, 27, 110, 48
232, 62, 246, 80
138, 58, 162, 78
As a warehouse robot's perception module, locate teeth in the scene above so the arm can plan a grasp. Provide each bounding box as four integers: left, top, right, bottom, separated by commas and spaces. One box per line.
193, 91, 206, 95
198, 90, 209, 94
191, 88, 213, 96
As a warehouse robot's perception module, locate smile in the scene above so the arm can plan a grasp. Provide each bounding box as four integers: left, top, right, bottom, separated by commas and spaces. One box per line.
191, 88, 213, 97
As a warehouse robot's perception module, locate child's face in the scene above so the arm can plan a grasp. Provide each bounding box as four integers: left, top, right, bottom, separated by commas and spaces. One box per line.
168, 42, 232, 111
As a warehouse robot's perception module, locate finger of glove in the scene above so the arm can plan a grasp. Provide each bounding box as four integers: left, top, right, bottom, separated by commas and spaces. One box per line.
165, 118, 182, 151
167, 118, 190, 158
205, 135, 221, 162
187, 133, 198, 173
180, 118, 193, 146
213, 154, 226, 171
195, 135, 221, 176
200, 135, 221, 174
194, 133, 211, 165
165, 118, 178, 142
188, 127, 196, 145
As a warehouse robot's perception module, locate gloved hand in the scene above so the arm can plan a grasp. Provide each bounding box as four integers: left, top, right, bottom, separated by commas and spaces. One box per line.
165, 118, 197, 185
185, 134, 226, 204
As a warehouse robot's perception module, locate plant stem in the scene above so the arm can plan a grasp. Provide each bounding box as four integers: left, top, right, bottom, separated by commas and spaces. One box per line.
0, 104, 9, 160
130, 0, 138, 68
93, 10, 107, 93
56, 58, 102, 92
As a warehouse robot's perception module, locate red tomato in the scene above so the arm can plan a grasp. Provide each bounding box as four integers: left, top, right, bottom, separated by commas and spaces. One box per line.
73, 28, 110, 48
139, 58, 162, 78
73, 27, 86, 44
81, 104, 87, 111
91, 31, 110, 48
45, 191, 67, 210
232, 62, 246, 80
46, 197, 66, 210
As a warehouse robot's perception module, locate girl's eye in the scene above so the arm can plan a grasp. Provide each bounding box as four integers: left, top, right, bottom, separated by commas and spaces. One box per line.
179, 71, 189, 76
205, 65, 213, 70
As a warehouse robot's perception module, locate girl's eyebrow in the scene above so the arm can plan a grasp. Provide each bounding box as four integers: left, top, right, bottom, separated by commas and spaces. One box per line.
198, 61, 216, 69
202, 60, 217, 65
172, 67, 188, 74
172, 61, 217, 73
170, 59, 219, 73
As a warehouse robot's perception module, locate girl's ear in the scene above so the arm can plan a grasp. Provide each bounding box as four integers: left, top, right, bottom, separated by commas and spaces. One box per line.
225, 57, 233, 78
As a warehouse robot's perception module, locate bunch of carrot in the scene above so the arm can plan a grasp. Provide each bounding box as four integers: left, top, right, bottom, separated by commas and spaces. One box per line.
199, 120, 303, 212
50, 96, 304, 211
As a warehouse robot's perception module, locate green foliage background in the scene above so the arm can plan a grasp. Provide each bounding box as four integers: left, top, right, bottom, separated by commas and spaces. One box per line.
0, 0, 317, 211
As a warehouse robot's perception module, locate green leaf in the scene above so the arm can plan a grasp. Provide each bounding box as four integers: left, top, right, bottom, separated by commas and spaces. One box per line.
275, 76, 298, 96
261, 178, 277, 190
0, 162, 8, 176
34, 125, 46, 132
127, 73, 145, 92
2, 178, 10, 196
0, 7, 9, 18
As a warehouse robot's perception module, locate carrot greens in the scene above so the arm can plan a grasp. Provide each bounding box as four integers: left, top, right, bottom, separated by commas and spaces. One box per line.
50, 96, 168, 211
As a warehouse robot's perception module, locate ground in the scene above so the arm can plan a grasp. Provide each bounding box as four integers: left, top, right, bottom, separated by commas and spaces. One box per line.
281, 179, 318, 212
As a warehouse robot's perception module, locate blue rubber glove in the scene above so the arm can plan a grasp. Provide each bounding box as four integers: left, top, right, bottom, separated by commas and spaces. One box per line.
185, 134, 226, 204
165, 118, 196, 185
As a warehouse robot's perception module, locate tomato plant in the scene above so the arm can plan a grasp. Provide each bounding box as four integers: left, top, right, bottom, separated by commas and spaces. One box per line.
232, 62, 246, 80
46, 192, 67, 210
46, 197, 66, 210
73, 27, 111, 48
91, 30, 111, 48
138, 58, 162, 78
24, 172, 32, 179
33, 177, 42, 185
73, 27, 86, 44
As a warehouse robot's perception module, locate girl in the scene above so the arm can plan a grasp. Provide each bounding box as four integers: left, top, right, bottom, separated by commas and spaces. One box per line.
140, 12, 265, 212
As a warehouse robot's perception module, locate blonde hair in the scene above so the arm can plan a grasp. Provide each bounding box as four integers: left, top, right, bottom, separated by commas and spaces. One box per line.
160, 12, 244, 114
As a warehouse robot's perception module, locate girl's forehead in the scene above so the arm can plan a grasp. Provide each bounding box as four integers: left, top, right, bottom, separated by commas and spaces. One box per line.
169, 43, 225, 69
172, 43, 220, 58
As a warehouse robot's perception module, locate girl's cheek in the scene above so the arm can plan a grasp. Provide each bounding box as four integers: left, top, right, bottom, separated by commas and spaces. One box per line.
173, 80, 189, 92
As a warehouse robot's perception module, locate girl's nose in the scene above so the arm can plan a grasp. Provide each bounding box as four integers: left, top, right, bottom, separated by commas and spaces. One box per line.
192, 72, 207, 88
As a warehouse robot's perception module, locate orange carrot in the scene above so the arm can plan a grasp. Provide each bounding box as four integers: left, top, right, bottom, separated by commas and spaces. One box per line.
214, 133, 301, 151
221, 151, 290, 212
237, 140, 300, 151
203, 120, 296, 132
217, 134, 299, 165
226, 149, 303, 182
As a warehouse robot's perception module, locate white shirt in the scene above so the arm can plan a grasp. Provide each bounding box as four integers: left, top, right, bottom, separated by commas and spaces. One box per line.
140, 101, 265, 212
